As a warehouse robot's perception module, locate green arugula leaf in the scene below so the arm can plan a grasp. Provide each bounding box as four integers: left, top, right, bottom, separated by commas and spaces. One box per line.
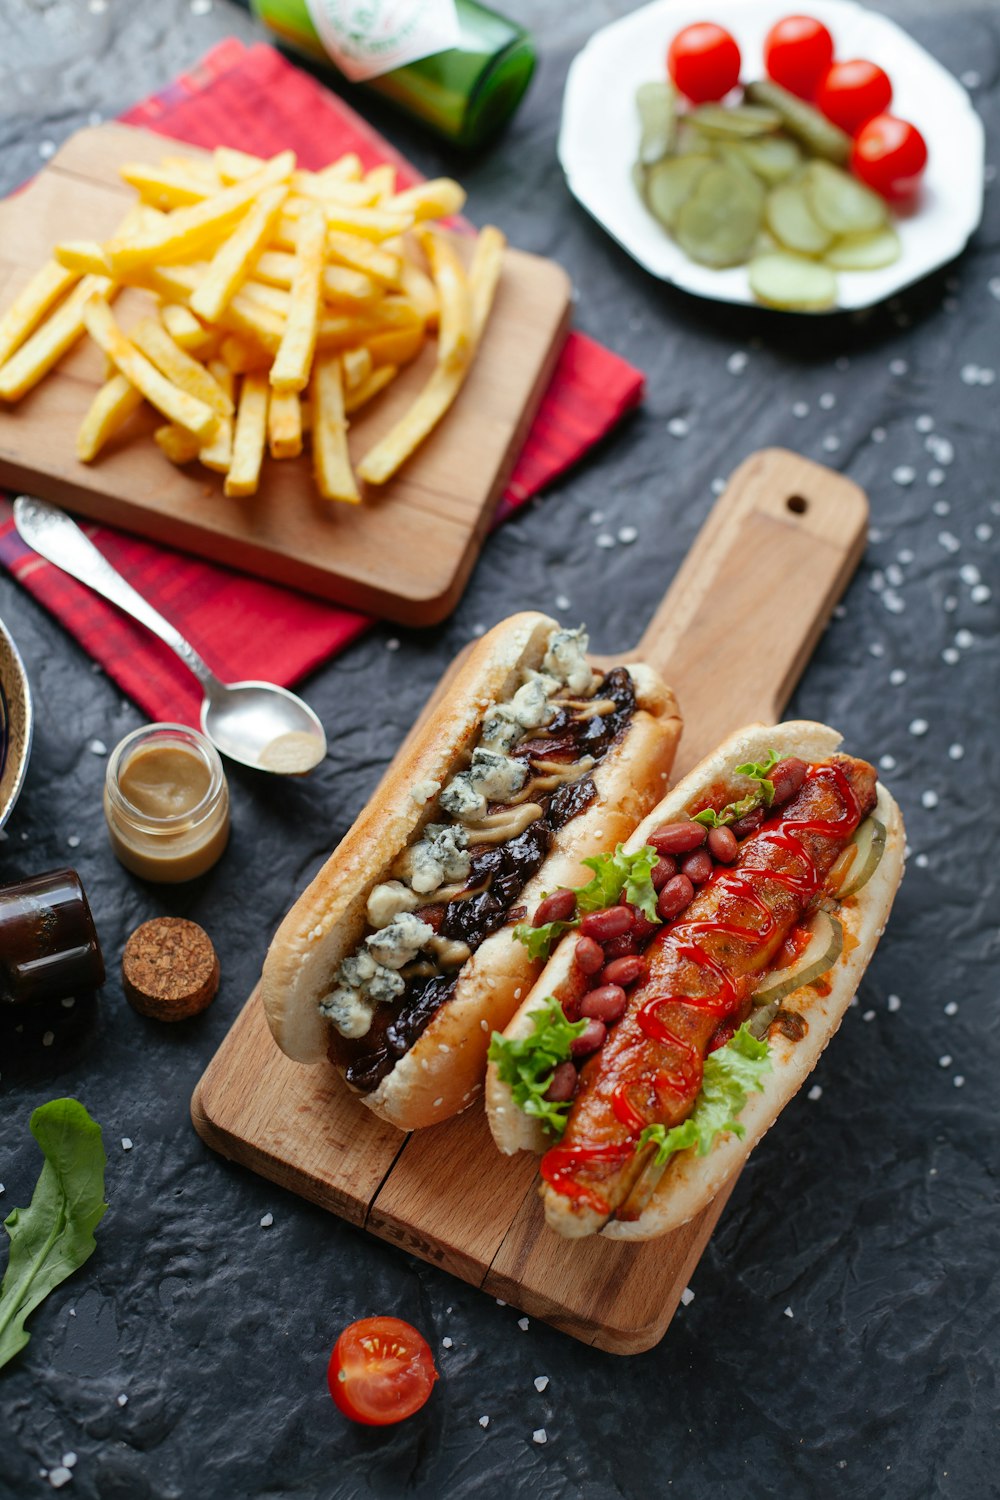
513, 917, 580, 962
488, 996, 587, 1138
577, 844, 661, 922
636, 1025, 771, 1168
0, 1099, 108, 1372
692, 750, 781, 828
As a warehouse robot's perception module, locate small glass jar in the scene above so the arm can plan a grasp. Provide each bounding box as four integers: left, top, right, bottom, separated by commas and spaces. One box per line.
0, 868, 105, 1006
104, 724, 230, 883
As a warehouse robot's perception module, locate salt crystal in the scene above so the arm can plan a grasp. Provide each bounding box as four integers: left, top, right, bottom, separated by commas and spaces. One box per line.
48, 1469, 72, 1490
889, 669, 906, 686
190, 0, 212, 13
921, 791, 939, 809
882, 591, 904, 614
792, 402, 809, 418
121, 1138, 133, 1151
892, 466, 915, 486
822, 434, 841, 453
617, 526, 638, 544
928, 472, 946, 490
533, 1428, 547, 1445
117, 1394, 128, 1407
783, 1306, 794, 1318
938, 531, 961, 553
915, 853, 929, 868
555, 594, 570, 610
442, 1337, 453, 1349
961, 364, 981, 386
61, 1455, 77, 1470
974, 523, 992, 542
885, 564, 903, 587
863, 1010, 875, 1022
67, 835, 81, 850
595, 534, 615, 549
944, 1002, 958, 1016
939, 1055, 952, 1068
818, 392, 836, 410
871, 426, 886, 442
889, 359, 908, 376
959, 564, 981, 585
926, 435, 954, 465
869, 527, 883, 543
260, 1213, 273, 1228
962, 69, 981, 87
385, 638, 400, 651
680, 1287, 695, 1306
991, 277, 1000, 301
915, 415, 934, 433
897, 548, 915, 564
534, 1375, 549, 1392
971, 585, 990, 603
807, 1085, 823, 1101
942, 647, 959, 663
589, 510, 605, 524
727, 351, 749, 375
39, 140, 56, 160
479, 1415, 489, 1428
868, 642, 885, 658
955, 629, 974, 648
954, 1076, 966, 1088
948, 743, 965, 760
909, 718, 928, 737
711, 477, 726, 496
88, 739, 107, 755
42, 1031, 54, 1046
667, 417, 690, 438
887, 995, 901, 1013
879, 754, 896, 771
869, 570, 885, 593
517, 1317, 529, 1331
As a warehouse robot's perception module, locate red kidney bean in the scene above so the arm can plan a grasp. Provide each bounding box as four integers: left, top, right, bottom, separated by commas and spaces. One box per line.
574, 935, 605, 975
601, 955, 647, 988
657, 873, 695, 921
731, 807, 764, 839
580, 984, 628, 1022
648, 820, 707, 855
544, 1060, 578, 1102
707, 825, 739, 864
570, 1018, 607, 1057
681, 848, 714, 885
532, 887, 577, 928
651, 855, 678, 890
770, 757, 808, 807
601, 931, 639, 962
579, 906, 634, 942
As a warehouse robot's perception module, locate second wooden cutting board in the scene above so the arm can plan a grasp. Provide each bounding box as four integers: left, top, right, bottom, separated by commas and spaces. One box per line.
192, 449, 869, 1353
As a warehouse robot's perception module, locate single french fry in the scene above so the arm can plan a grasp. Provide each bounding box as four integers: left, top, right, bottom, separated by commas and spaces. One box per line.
76, 372, 143, 462
0, 260, 79, 369
418, 228, 471, 371
82, 296, 218, 440
0, 275, 113, 402
220, 333, 270, 374
291, 170, 379, 208
362, 323, 425, 368
104, 151, 296, 271
154, 423, 201, 465
199, 360, 235, 472
161, 154, 221, 188
364, 164, 397, 200
342, 346, 373, 391
312, 355, 359, 503
384, 178, 466, 222
356, 226, 503, 484
268, 388, 303, 459
314, 297, 420, 351
225, 372, 269, 497
220, 293, 283, 355
161, 302, 211, 351
398, 257, 439, 328
190, 185, 288, 323
344, 363, 397, 415
214, 146, 267, 183
325, 230, 402, 288
254, 249, 380, 310
53, 240, 111, 275
238, 280, 290, 317
119, 162, 214, 209
138, 260, 206, 302
468, 225, 506, 340
270, 202, 325, 394
326, 153, 363, 182
322, 203, 415, 242
131, 317, 234, 419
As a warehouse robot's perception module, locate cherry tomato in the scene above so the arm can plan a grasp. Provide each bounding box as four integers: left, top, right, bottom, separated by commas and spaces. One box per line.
763, 15, 834, 99
815, 59, 893, 134
851, 114, 928, 199
327, 1317, 438, 1426
667, 23, 741, 104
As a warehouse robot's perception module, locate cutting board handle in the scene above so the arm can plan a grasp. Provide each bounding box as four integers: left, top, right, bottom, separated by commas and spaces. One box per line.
635, 448, 868, 777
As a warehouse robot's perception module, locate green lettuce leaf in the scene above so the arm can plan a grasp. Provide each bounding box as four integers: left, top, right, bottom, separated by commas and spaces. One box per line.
577, 843, 661, 923
488, 996, 587, 1138
0, 1098, 108, 1372
692, 749, 780, 828
636, 1025, 771, 1168
513, 917, 580, 962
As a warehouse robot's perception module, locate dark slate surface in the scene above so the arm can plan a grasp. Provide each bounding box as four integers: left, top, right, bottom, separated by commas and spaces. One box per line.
1, 1, 998, 1496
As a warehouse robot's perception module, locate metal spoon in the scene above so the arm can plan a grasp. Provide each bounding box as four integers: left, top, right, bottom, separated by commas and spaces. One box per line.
13, 495, 327, 775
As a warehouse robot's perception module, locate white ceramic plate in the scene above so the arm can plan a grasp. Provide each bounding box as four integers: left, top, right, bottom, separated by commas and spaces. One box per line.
559, 0, 984, 311
0, 616, 33, 832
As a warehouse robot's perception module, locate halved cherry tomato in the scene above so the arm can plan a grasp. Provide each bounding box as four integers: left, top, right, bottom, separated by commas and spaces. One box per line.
763, 15, 834, 99
327, 1317, 438, 1426
851, 114, 928, 199
815, 59, 893, 134
667, 23, 741, 104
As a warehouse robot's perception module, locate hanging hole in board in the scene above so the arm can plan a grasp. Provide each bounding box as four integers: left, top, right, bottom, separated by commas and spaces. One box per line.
786, 495, 808, 515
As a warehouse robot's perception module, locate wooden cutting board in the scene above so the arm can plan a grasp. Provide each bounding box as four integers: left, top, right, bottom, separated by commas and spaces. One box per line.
192, 449, 868, 1353
0, 124, 570, 626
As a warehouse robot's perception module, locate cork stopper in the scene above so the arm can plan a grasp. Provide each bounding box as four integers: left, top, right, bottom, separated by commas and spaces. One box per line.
122, 917, 220, 1021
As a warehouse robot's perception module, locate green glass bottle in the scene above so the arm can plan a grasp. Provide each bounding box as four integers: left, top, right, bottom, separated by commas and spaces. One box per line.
250, 0, 536, 151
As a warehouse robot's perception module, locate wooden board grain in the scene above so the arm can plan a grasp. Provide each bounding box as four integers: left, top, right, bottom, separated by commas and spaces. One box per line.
0, 124, 571, 625
192, 448, 869, 1353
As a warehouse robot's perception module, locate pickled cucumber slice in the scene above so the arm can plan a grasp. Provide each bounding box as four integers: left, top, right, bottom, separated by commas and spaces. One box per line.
765, 182, 833, 254
745, 79, 851, 164
749, 251, 838, 310
824, 226, 902, 270
675, 165, 764, 267
687, 102, 781, 139
827, 816, 888, 896
751, 909, 844, 1009
805, 160, 887, 236
645, 154, 715, 230
730, 133, 803, 185
636, 81, 676, 166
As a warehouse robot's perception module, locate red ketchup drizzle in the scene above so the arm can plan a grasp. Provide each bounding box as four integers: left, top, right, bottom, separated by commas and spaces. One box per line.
609, 764, 860, 1135
539, 1142, 634, 1213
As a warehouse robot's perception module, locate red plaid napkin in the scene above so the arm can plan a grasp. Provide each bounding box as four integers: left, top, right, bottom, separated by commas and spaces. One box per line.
0, 41, 644, 726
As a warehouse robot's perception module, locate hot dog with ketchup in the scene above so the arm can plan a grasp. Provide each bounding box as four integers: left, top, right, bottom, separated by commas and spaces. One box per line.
486, 721, 904, 1238
261, 613, 681, 1130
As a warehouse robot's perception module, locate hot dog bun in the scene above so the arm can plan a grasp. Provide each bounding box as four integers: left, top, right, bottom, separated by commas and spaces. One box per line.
261, 612, 681, 1131
486, 721, 905, 1238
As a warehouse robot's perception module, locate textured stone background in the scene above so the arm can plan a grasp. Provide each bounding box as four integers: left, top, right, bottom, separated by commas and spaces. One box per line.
1, 1, 998, 1497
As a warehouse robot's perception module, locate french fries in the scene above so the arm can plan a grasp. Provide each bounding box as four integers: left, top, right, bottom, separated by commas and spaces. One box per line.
0, 141, 503, 502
